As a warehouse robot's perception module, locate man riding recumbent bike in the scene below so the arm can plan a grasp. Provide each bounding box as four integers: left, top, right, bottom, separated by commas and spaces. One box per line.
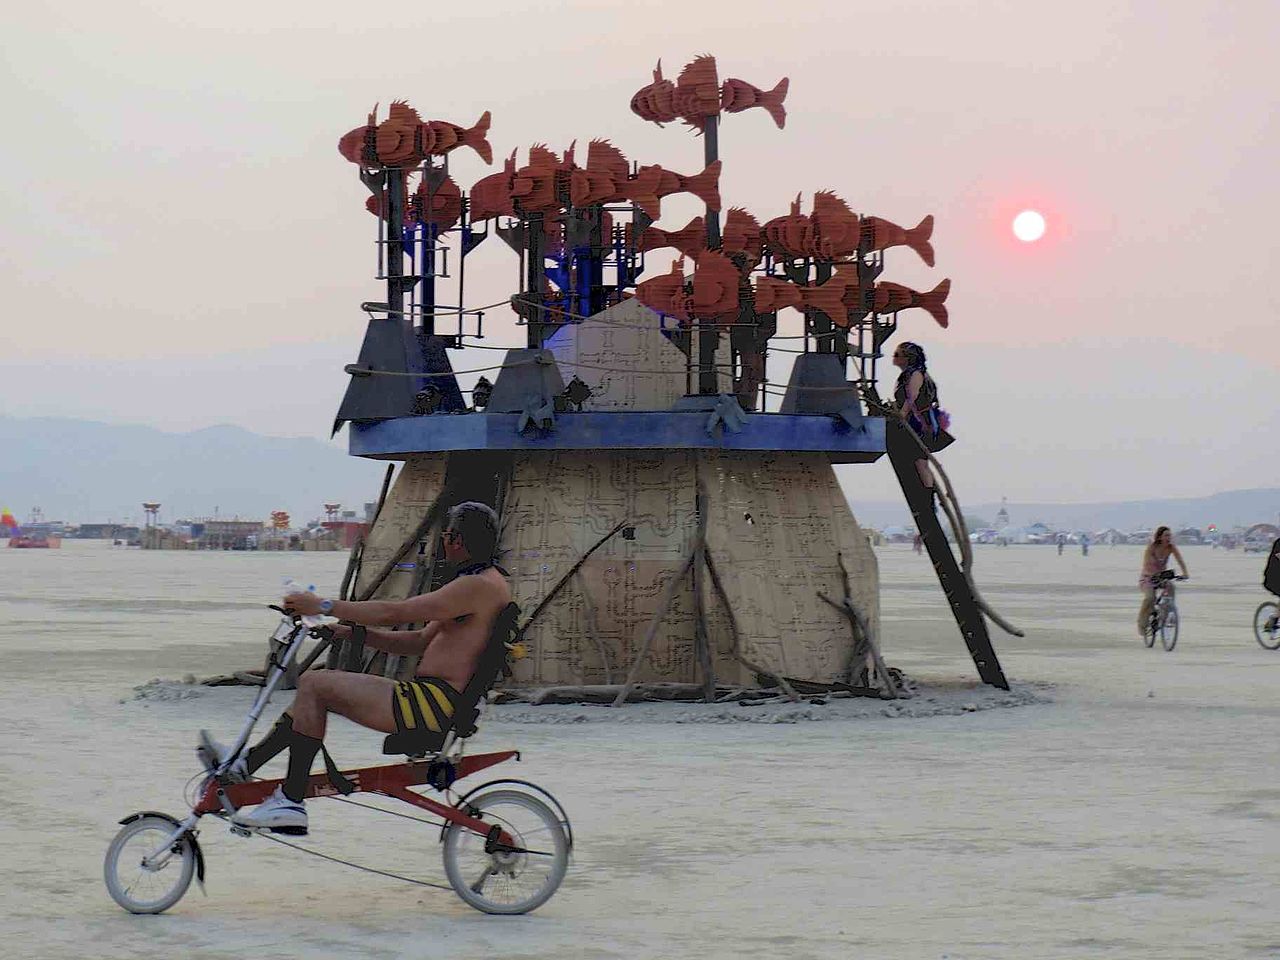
104, 502, 571, 916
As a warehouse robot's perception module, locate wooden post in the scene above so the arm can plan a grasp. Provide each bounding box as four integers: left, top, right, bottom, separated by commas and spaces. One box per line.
692, 474, 716, 701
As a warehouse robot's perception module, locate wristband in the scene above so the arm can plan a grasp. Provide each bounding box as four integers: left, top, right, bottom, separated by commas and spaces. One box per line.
319, 598, 334, 615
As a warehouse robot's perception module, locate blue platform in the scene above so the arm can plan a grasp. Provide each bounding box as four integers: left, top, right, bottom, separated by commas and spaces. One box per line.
349, 411, 886, 463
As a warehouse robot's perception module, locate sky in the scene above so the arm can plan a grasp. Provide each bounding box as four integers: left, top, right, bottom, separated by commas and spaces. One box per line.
1, 0, 1276, 505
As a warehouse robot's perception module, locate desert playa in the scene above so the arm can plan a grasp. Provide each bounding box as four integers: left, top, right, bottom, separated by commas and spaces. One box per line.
2, 540, 1277, 959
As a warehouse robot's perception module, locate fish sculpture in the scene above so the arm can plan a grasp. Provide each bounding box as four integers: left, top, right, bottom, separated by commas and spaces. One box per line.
762, 194, 813, 259
509, 144, 561, 214
635, 259, 690, 322
636, 161, 722, 211
409, 175, 463, 231
630, 58, 790, 131
720, 77, 789, 129
751, 276, 803, 313
861, 214, 935, 267
722, 207, 764, 270
363, 172, 463, 232
809, 190, 862, 259
873, 279, 951, 328
419, 111, 493, 164
636, 217, 707, 259
674, 55, 722, 129
629, 60, 680, 125
338, 104, 494, 167
686, 250, 742, 319
797, 276, 855, 326
468, 149, 518, 220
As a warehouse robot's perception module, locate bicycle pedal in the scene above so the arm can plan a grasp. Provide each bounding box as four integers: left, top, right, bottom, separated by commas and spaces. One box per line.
230, 824, 253, 838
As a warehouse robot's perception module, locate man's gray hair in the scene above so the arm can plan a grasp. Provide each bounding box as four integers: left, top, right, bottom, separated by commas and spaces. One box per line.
445, 501, 500, 560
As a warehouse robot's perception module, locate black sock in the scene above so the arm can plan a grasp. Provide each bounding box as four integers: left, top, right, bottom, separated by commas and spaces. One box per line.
282, 731, 324, 803
245, 712, 294, 775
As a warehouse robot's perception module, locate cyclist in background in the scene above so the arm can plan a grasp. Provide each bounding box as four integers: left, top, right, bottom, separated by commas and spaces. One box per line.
1138, 526, 1189, 639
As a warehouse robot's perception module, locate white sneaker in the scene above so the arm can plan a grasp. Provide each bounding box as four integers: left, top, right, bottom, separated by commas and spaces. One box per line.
231, 786, 308, 835
197, 730, 249, 782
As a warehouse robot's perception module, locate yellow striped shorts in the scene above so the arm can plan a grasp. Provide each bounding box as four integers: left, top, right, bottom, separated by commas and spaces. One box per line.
391, 677, 461, 736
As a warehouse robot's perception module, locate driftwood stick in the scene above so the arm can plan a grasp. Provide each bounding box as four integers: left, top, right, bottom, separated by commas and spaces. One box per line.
532, 682, 706, 705
703, 547, 800, 702
518, 519, 628, 641
612, 548, 696, 707
692, 476, 716, 702
817, 590, 899, 699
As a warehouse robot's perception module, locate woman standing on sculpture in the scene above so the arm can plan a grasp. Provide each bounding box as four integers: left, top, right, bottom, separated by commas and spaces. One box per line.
892, 341, 952, 495
1137, 526, 1189, 638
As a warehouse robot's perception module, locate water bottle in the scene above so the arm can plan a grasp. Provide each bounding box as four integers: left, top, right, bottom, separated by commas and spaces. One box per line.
282, 577, 328, 628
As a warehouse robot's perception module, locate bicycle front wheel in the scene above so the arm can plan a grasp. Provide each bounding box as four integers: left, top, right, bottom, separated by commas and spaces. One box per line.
1255, 601, 1280, 650
1161, 604, 1179, 651
104, 815, 196, 914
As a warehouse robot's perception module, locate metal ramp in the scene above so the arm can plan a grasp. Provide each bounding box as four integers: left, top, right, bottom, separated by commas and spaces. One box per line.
885, 423, 1009, 689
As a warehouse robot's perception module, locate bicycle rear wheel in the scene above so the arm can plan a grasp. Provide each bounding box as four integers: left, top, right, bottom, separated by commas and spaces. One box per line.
1254, 601, 1280, 650
1160, 603, 1179, 651
1144, 611, 1157, 648
442, 788, 569, 915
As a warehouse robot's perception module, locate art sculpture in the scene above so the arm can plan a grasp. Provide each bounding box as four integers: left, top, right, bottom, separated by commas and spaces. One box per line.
327, 55, 1008, 701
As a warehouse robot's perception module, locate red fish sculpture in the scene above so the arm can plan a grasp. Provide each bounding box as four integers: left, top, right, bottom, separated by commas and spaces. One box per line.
637, 217, 707, 259
720, 77, 789, 128
635, 259, 690, 322
873, 279, 951, 328
752, 277, 803, 313
365, 175, 464, 232
686, 250, 741, 319
468, 149, 518, 220
637, 161, 722, 211
631, 57, 789, 131
339, 103, 493, 168
810, 191, 862, 259
629, 60, 680, 125
420, 111, 492, 164
721, 207, 764, 269
797, 276, 854, 326
674, 55, 722, 129
861, 214, 935, 267
762, 194, 813, 259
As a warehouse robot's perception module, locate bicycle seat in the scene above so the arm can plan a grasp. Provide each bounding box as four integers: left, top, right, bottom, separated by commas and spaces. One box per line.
381, 602, 521, 757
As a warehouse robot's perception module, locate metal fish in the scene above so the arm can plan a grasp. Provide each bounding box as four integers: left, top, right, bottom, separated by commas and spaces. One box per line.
722, 207, 764, 269
635, 259, 689, 322
637, 217, 707, 259
752, 277, 802, 313
630, 60, 680, 125
873, 279, 950, 327
421, 111, 492, 164
861, 214, 934, 267
687, 251, 741, 319
674, 55, 721, 130
720, 77, 788, 129
636, 161, 722, 211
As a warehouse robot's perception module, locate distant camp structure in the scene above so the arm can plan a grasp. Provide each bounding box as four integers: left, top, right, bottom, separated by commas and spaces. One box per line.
324, 54, 1009, 700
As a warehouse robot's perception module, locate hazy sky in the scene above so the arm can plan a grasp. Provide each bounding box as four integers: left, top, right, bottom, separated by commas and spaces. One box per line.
2, 0, 1276, 504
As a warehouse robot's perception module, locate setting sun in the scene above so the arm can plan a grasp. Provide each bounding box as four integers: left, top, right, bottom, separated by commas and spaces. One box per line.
1012, 209, 1046, 242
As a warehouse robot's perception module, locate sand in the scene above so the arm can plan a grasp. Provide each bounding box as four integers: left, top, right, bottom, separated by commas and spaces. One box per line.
2, 540, 1278, 960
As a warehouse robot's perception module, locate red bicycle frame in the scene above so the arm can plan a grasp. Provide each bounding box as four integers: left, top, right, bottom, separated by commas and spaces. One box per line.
194, 750, 520, 842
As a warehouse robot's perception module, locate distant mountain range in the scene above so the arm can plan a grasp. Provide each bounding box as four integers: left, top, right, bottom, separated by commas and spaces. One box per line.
846, 488, 1280, 533
2, 415, 1275, 532
0, 416, 385, 524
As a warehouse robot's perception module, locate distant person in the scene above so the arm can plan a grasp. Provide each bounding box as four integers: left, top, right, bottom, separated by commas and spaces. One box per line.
913, 532, 923, 554
1137, 526, 1189, 638
1264, 537, 1280, 598
891, 341, 953, 503
1081, 533, 1090, 557
1057, 533, 1065, 556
